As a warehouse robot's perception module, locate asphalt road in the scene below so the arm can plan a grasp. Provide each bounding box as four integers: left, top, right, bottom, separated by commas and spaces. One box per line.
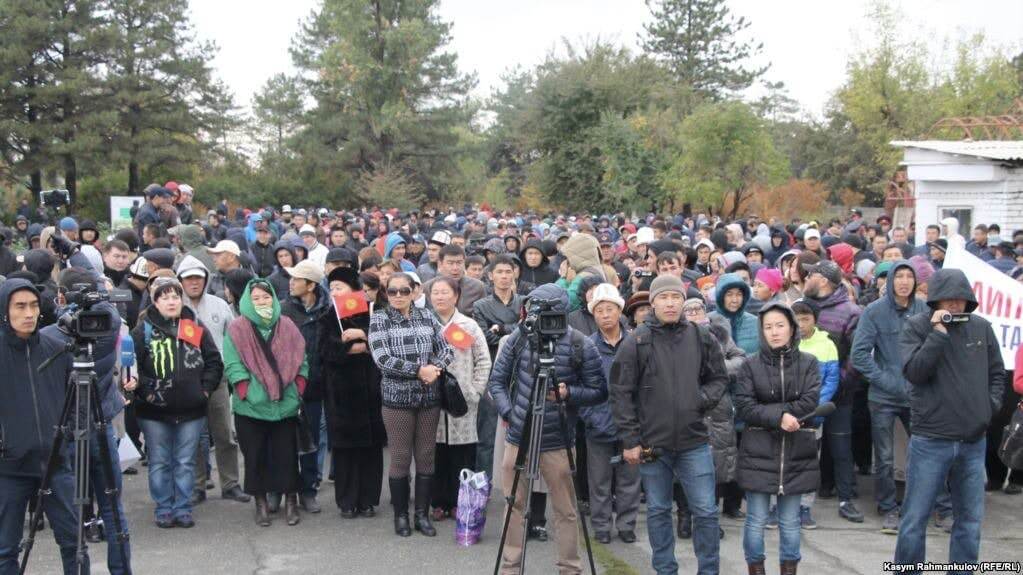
21, 454, 1023, 574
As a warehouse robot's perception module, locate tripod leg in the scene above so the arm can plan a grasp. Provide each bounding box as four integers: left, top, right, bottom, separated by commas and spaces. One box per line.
555, 398, 597, 575
493, 407, 534, 575
88, 377, 132, 575
19, 377, 76, 575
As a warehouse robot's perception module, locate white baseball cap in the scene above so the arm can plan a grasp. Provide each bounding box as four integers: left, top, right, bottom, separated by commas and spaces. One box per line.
299, 224, 317, 236
282, 204, 292, 214
206, 240, 241, 257
804, 228, 821, 241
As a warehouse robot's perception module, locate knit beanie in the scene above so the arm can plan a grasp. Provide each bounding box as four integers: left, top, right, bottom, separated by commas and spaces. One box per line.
755, 268, 783, 294
908, 255, 935, 285
649, 274, 685, 301
587, 283, 626, 313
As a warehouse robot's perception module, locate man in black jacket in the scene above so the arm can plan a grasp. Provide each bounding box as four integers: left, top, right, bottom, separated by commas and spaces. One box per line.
894, 268, 1005, 573
471, 254, 523, 479
0, 279, 86, 574
610, 274, 727, 575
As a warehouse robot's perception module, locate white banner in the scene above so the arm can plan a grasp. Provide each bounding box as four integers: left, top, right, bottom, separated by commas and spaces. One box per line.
944, 243, 1023, 365
109, 196, 143, 231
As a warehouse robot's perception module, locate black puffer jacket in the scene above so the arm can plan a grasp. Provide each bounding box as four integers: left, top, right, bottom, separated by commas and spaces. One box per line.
131, 305, 224, 424
519, 239, 558, 290
734, 302, 820, 496
487, 284, 607, 452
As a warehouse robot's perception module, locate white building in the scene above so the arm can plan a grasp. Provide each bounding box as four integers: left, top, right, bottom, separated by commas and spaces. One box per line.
892, 140, 1023, 236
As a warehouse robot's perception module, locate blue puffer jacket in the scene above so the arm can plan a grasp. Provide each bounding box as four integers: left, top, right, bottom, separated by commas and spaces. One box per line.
710, 273, 759, 355
852, 260, 928, 407
578, 331, 621, 444
487, 284, 608, 452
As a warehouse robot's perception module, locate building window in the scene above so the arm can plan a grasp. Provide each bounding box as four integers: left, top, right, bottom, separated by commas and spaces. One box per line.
938, 207, 972, 234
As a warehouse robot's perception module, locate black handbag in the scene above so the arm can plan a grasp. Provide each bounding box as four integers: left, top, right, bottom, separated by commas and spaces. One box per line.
437, 369, 469, 418
249, 320, 316, 455
998, 402, 1023, 470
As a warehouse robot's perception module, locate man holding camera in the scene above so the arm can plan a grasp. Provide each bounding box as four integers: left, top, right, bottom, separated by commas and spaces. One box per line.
895, 268, 1004, 572
610, 274, 728, 575
0, 278, 88, 574
41, 268, 132, 574
488, 283, 607, 574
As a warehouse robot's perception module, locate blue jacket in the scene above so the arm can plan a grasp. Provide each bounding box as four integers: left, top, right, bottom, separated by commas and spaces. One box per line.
851, 260, 928, 407
578, 330, 621, 444
0, 280, 74, 478
41, 302, 123, 422
710, 273, 759, 355
487, 284, 607, 452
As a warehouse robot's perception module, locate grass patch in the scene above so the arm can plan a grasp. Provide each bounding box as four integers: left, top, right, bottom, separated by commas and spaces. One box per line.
587, 538, 640, 575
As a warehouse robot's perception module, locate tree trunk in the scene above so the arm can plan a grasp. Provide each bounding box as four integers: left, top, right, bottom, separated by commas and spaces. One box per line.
64, 156, 77, 202
128, 160, 139, 195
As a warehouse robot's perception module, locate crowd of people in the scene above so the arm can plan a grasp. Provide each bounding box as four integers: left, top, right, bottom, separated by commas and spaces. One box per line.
0, 180, 1020, 575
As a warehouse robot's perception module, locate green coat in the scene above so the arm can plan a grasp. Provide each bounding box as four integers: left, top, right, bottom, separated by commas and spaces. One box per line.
224, 278, 309, 422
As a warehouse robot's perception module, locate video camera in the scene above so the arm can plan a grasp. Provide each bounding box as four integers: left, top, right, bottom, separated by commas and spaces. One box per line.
58, 283, 131, 340
522, 297, 567, 340
39, 189, 71, 208
940, 311, 970, 325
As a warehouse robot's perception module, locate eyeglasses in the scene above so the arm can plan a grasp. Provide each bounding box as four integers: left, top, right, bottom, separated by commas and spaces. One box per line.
386, 287, 413, 297
683, 307, 703, 316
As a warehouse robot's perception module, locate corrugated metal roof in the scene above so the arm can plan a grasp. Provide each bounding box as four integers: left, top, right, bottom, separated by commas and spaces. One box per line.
891, 140, 1023, 161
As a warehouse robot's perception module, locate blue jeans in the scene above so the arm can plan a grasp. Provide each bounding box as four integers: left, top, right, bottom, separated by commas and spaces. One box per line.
475, 394, 498, 479
639, 443, 720, 575
299, 400, 323, 497
894, 436, 986, 574
139, 417, 203, 519
87, 426, 131, 574
745, 492, 802, 563
0, 467, 86, 575
870, 402, 952, 515
823, 403, 856, 501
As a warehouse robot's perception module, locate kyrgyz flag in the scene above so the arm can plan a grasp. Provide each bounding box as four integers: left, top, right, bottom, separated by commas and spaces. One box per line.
177, 319, 204, 348
334, 292, 369, 319
444, 322, 474, 350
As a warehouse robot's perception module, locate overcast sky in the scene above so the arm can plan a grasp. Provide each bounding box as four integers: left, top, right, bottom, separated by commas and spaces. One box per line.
191, 0, 1023, 119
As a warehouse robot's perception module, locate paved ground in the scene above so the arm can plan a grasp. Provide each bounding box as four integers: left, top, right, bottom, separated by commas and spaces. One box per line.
22, 456, 1023, 574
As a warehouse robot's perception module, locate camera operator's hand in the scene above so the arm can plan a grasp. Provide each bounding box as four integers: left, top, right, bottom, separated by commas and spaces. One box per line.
419, 364, 441, 385
546, 382, 569, 402
930, 310, 948, 334
780, 413, 801, 432
122, 376, 138, 392
623, 446, 643, 466
49, 232, 80, 260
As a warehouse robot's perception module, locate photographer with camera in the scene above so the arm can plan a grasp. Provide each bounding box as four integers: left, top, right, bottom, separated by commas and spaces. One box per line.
894, 268, 1005, 574
0, 278, 86, 574
38, 268, 132, 574
488, 283, 607, 574
610, 274, 729, 575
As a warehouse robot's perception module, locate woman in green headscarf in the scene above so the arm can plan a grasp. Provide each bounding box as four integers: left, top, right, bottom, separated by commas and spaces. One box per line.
223, 278, 309, 527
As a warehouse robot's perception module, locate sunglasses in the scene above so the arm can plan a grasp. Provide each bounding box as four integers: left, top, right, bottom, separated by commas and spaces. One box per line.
386, 287, 413, 297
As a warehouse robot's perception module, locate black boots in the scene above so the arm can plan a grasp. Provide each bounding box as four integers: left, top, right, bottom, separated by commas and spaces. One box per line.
254, 494, 271, 527
747, 563, 766, 575
285, 493, 300, 526
390, 477, 412, 537
413, 475, 437, 537
677, 512, 692, 539
780, 560, 798, 575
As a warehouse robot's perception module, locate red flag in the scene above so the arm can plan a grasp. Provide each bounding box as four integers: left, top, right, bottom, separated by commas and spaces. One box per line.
444, 322, 474, 350
334, 292, 369, 319
177, 319, 204, 348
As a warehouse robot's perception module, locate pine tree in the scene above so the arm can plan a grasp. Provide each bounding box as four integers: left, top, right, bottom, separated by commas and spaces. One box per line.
291, 0, 475, 202
641, 0, 767, 112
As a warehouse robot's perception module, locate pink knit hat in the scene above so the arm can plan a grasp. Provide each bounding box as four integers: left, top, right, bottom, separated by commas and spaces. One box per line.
755, 268, 784, 294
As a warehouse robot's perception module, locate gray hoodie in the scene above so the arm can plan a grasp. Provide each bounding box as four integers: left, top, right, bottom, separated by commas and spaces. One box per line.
176, 255, 234, 351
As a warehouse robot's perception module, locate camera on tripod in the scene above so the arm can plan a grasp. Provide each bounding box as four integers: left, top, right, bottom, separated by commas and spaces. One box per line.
58, 283, 132, 340
39, 188, 71, 208
522, 297, 567, 340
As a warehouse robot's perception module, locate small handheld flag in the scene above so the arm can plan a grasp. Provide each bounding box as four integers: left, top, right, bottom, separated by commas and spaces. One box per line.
177, 319, 204, 348
334, 292, 369, 319
444, 322, 474, 350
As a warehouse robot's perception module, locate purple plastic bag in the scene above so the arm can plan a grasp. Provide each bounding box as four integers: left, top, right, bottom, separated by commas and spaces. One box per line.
455, 468, 491, 546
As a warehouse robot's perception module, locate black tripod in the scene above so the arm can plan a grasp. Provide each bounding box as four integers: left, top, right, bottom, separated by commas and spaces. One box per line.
20, 341, 131, 574
494, 333, 596, 575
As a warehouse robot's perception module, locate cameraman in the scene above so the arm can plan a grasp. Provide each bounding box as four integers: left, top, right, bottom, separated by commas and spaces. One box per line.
488, 284, 607, 574
610, 274, 728, 575
41, 268, 131, 574
0, 279, 88, 574
894, 268, 1004, 573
